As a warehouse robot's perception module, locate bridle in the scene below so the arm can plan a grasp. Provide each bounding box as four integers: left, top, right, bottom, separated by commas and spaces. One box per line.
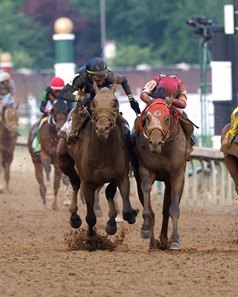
139, 100, 179, 143
92, 106, 118, 128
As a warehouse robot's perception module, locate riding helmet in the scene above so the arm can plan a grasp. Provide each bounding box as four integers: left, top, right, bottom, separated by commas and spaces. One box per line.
0, 71, 11, 82
50, 77, 65, 91
86, 57, 108, 76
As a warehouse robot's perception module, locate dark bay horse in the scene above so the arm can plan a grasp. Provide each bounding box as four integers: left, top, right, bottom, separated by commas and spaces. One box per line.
57, 84, 138, 236
132, 98, 192, 250
28, 99, 70, 209
220, 123, 238, 194
0, 104, 19, 192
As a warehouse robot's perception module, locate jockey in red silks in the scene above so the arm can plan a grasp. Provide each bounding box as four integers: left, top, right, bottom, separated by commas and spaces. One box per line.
140, 73, 196, 146
39, 77, 65, 115
140, 73, 187, 110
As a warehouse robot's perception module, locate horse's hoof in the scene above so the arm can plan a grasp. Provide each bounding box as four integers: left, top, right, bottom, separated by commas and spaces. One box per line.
87, 229, 96, 237
105, 218, 117, 235
105, 224, 117, 235
70, 213, 82, 229
159, 236, 169, 250
141, 228, 151, 239
52, 202, 58, 210
123, 209, 139, 224
170, 241, 181, 251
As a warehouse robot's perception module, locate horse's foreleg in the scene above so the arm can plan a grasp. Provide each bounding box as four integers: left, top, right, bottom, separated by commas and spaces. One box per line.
169, 172, 185, 251
117, 176, 138, 225
4, 163, 11, 192
94, 186, 103, 217
224, 155, 238, 194
160, 183, 171, 250
51, 164, 63, 210
42, 159, 51, 182
104, 182, 117, 235
57, 139, 81, 228
141, 176, 156, 250
81, 182, 97, 237
33, 158, 46, 205
0, 155, 5, 192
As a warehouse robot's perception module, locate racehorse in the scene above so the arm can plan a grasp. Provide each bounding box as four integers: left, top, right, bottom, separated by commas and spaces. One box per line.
132, 98, 193, 250
0, 104, 19, 192
57, 83, 138, 237
28, 99, 70, 209
220, 123, 238, 195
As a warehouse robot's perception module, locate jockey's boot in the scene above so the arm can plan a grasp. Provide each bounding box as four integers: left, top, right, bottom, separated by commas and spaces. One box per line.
67, 107, 89, 145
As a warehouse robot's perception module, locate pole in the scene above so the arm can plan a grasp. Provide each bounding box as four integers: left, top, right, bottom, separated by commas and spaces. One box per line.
100, 0, 106, 59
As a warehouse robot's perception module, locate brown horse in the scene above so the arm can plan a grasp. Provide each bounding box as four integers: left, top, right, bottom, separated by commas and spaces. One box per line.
57, 84, 138, 236
28, 99, 70, 209
132, 98, 192, 250
0, 104, 19, 192
220, 123, 238, 194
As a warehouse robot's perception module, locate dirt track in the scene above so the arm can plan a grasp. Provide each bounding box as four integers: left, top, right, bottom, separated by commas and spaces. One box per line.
1, 146, 238, 297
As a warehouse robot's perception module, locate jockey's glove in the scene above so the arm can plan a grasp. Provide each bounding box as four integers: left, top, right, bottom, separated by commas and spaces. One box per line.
129, 97, 141, 114
44, 108, 50, 114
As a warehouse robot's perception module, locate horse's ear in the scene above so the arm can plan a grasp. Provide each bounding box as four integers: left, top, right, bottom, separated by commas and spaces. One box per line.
93, 80, 99, 93
77, 88, 86, 97
15, 102, 20, 109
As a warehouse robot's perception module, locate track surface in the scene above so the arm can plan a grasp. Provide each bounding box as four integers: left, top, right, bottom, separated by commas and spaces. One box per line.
0, 146, 238, 297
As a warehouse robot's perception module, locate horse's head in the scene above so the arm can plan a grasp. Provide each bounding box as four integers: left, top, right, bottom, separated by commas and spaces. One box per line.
2, 104, 19, 135
140, 99, 178, 153
90, 83, 119, 139
50, 100, 69, 132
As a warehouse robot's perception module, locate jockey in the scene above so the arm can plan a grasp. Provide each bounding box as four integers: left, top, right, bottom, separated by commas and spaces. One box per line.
40, 76, 65, 115
140, 73, 187, 109
32, 76, 66, 153
140, 73, 196, 145
59, 56, 141, 144
227, 106, 238, 147
0, 71, 15, 115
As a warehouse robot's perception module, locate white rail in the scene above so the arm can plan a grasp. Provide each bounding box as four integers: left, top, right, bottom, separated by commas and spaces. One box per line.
183, 147, 237, 210
18, 137, 237, 210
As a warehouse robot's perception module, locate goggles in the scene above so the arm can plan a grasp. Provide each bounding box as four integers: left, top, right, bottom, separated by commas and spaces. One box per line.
89, 74, 107, 82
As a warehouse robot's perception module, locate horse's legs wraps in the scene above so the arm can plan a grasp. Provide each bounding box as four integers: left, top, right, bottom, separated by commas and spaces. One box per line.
81, 182, 97, 237
117, 176, 138, 224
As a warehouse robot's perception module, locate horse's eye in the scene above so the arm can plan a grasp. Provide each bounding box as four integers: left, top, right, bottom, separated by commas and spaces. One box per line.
164, 115, 170, 124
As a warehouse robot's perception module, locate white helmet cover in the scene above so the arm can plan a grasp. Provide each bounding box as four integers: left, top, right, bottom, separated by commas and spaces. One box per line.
0, 72, 11, 82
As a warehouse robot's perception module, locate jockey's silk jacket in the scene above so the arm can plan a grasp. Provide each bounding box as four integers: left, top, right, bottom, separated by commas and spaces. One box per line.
59, 66, 133, 104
